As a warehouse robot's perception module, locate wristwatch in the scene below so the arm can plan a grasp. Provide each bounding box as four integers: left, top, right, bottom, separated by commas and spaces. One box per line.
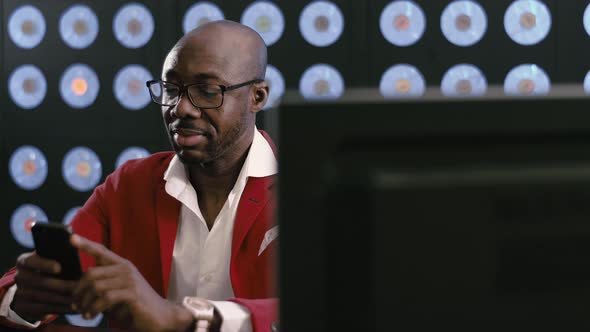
182, 297, 215, 332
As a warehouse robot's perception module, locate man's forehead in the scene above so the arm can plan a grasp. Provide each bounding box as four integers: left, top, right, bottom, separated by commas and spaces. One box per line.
161, 46, 232, 80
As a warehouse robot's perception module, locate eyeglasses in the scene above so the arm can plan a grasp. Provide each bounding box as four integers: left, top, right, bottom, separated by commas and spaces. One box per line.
146, 78, 263, 109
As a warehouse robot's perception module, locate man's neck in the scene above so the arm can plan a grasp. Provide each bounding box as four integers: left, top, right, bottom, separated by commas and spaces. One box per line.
188, 149, 248, 196
187, 133, 252, 229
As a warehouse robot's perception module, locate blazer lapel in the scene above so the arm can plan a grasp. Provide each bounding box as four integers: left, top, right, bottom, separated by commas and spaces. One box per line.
232, 176, 275, 258
155, 180, 181, 297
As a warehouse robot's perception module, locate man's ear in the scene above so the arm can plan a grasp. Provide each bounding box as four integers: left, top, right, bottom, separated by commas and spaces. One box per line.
251, 82, 269, 113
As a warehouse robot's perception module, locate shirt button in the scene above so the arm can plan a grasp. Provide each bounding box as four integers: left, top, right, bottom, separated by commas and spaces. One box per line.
201, 274, 212, 282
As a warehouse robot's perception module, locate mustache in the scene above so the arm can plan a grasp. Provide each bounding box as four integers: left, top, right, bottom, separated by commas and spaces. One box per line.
169, 122, 210, 135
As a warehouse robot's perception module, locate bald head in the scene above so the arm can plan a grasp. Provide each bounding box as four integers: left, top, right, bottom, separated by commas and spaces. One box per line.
159, 20, 270, 167
168, 20, 267, 81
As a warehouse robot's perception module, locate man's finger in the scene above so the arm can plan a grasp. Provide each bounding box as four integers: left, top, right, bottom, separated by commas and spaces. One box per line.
70, 234, 119, 265
74, 265, 126, 301
84, 289, 128, 318
83, 265, 125, 282
12, 302, 76, 317
74, 276, 127, 311
15, 269, 77, 295
16, 253, 61, 275
16, 287, 74, 306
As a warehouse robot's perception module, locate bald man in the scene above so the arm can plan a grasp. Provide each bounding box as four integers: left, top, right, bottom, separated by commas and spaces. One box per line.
0, 21, 278, 332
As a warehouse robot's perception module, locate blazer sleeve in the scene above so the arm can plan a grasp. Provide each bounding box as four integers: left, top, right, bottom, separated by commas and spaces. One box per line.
230, 298, 278, 332
0, 176, 112, 329
0, 263, 56, 328
70, 179, 111, 271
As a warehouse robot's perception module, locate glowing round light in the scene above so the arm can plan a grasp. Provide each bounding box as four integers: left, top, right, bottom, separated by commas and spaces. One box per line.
183, 2, 225, 34
65, 314, 103, 327
584, 4, 590, 38
379, 64, 425, 98
62, 147, 102, 192
441, 1, 487, 47
380, 1, 426, 47
583, 70, 590, 94
62, 207, 81, 226
113, 3, 154, 49
8, 5, 46, 49
263, 65, 285, 110
299, 1, 344, 47
59, 4, 99, 49
504, 0, 551, 46
8, 65, 47, 109
299, 64, 344, 100
113, 65, 153, 110
441, 64, 487, 97
10, 204, 48, 248
9, 146, 48, 190
116, 147, 150, 168
504, 64, 550, 96
60, 64, 100, 109
241, 1, 285, 46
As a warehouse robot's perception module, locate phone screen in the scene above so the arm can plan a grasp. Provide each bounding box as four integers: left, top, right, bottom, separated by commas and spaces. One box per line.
31, 222, 83, 280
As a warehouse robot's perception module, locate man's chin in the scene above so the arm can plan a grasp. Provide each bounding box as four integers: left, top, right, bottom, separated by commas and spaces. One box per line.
175, 146, 219, 166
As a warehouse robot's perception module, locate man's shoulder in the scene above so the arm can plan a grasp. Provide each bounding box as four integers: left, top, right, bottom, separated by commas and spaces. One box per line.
113, 151, 175, 180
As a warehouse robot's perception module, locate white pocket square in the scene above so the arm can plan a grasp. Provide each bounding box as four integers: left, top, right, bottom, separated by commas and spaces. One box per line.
258, 225, 279, 256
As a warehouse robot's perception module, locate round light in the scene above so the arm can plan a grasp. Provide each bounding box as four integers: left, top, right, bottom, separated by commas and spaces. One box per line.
379, 64, 425, 98
263, 65, 285, 109
584, 70, 590, 94
9, 146, 48, 190
60, 64, 100, 109
113, 3, 154, 49
380, 1, 426, 47
504, 0, 551, 46
299, 64, 345, 100
441, 1, 487, 47
10, 204, 48, 248
65, 313, 103, 327
441, 64, 487, 97
584, 4, 590, 38
241, 1, 285, 46
116, 147, 150, 168
113, 65, 153, 110
8, 65, 47, 109
59, 5, 99, 49
183, 2, 225, 34
62, 207, 81, 226
504, 64, 551, 96
8, 5, 46, 49
62, 147, 102, 192
299, 1, 344, 47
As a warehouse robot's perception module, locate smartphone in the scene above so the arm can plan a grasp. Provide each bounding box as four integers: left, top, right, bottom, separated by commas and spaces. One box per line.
31, 222, 83, 280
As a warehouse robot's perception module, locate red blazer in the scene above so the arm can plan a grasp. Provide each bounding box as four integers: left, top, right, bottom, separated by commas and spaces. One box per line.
0, 132, 278, 332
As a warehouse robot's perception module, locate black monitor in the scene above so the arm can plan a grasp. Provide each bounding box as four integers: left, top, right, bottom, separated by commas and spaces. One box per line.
278, 96, 590, 331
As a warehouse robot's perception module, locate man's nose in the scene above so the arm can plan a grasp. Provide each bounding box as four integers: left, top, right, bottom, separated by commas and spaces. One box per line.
173, 94, 202, 118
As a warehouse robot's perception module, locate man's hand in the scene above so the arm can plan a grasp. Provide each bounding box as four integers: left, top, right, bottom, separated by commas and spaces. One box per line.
12, 252, 78, 322
70, 234, 195, 332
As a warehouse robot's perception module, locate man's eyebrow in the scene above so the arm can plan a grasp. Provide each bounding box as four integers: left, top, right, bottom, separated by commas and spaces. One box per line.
164, 70, 178, 79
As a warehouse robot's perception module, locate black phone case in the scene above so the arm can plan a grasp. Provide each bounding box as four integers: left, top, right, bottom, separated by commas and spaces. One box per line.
31, 222, 83, 280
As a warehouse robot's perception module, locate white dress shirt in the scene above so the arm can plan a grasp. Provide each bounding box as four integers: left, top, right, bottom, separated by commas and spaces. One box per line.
0, 128, 278, 332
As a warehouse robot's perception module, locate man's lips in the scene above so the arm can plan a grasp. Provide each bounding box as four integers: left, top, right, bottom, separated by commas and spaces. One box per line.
171, 127, 208, 147
172, 127, 207, 136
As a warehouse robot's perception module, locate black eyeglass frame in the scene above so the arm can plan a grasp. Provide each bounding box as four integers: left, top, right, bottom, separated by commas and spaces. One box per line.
146, 78, 264, 109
